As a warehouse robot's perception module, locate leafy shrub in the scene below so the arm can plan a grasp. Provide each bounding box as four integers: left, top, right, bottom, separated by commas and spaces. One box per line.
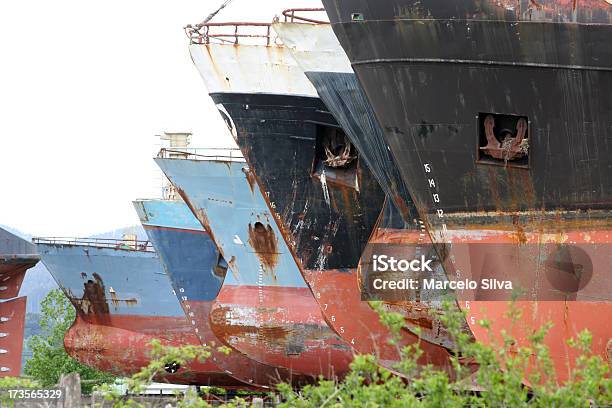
23, 289, 115, 393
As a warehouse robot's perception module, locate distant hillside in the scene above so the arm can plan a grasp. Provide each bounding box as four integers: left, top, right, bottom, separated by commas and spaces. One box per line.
20, 262, 58, 313
91, 225, 147, 241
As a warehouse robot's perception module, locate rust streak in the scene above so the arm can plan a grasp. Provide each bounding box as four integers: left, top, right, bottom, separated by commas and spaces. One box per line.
243, 167, 256, 193
110, 291, 120, 308
82, 273, 109, 315
512, 215, 528, 244
66, 273, 112, 325
227, 256, 239, 277
248, 222, 279, 272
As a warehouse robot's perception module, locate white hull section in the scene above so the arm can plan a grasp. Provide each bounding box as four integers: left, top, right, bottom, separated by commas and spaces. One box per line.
189, 43, 318, 97
273, 23, 352, 74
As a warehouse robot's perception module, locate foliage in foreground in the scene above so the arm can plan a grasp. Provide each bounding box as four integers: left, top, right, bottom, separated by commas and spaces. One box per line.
278, 301, 610, 407
95, 300, 610, 407
22, 289, 116, 393
94, 340, 238, 408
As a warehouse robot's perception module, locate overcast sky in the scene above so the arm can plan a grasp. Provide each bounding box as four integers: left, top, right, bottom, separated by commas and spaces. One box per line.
0, 0, 323, 237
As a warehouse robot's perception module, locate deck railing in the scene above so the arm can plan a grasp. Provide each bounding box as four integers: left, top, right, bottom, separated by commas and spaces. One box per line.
184, 22, 278, 46
32, 237, 155, 252
157, 147, 246, 163
281, 8, 328, 24
184, 8, 328, 45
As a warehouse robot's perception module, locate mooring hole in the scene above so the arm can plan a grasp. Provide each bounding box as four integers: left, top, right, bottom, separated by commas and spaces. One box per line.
312, 125, 359, 190
253, 222, 266, 233
476, 112, 529, 168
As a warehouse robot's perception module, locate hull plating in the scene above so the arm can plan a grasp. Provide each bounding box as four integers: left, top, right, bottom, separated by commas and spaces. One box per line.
272, 22, 414, 219
208, 92, 384, 270
37, 243, 234, 385
0, 297, 26, 377
188, 42, 457, 373
0, 261, 36, 300
134, 199, 225, 302
155, 158, 353, 379
323, 0, 612, 382
0, 227, 38, 376
274, 21, 468, 352
65, 315, 245, 387
36, 244, 183, 320
439, 224, 612, 381
136, 199, 313, 388
212, 285, 352, 379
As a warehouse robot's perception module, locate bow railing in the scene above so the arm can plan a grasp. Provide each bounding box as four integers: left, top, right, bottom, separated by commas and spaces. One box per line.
157, 147, 246, 163
32, 237, 154, 252
281, 8, 328, 24
184, 22, 278, 45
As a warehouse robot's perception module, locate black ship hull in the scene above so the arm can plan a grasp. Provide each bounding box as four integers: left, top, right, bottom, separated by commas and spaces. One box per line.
272, 21, 474, 355
305, 70, 470, 350
305, 71, 414, 220
210, 92, 383, 271
211, 91, 454, 372
322, 0, 612, 383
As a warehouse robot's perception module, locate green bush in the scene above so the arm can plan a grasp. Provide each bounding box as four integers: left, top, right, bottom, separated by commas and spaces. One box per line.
94, 299, 610, 407
276, 301, 611, 407
23, 289, 115, 393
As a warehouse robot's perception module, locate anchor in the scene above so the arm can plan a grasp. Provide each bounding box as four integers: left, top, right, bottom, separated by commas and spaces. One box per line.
480, 115, 529, 164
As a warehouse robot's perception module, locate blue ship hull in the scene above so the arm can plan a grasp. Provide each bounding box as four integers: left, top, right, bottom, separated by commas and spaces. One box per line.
36, 242, 244, 386
37, 243, 182, 320
155, 157, 352, 379
135, 198, 317, 387
134, 199, 225, 303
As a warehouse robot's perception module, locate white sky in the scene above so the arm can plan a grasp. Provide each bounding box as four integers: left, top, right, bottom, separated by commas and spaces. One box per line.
0, 0, 322, 237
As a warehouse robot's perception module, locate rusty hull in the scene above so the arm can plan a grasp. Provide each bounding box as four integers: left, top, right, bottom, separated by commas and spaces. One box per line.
0, 297, 26, 377
135, 199, 316, 388
35, 241, 257, 387
273, 21, 473, 355
211, 285, 353, 380
176, 299, 314, 388
436, 212, 612, 384
64, 315, 249, 388
322, 0, 612, 384
155, 156, 354, 381
186, 39, 457, 375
